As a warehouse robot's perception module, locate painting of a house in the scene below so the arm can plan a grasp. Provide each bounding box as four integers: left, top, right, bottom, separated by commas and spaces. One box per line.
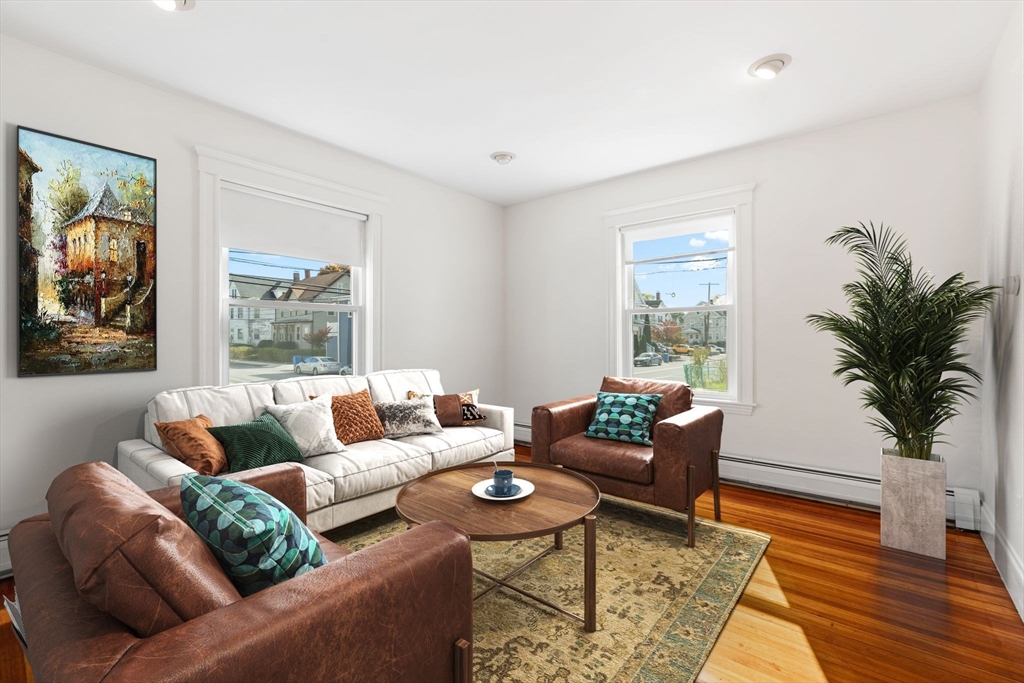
17, 127, 156, 376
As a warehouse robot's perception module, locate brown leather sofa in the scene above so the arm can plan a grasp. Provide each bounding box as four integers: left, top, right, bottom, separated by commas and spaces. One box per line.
532, 377, 723, 547
9, 461, 474, 683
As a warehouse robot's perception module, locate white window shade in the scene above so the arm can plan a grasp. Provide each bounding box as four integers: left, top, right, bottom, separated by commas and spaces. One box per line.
221, 183, 366, 266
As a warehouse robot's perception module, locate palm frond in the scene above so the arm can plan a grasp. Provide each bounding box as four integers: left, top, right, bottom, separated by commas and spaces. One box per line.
805, 222, 998, 459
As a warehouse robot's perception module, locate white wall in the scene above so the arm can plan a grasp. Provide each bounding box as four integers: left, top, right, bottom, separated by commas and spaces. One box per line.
505, 95, 987, 491
0, 37, 506, 537
978, 2, 1024, 618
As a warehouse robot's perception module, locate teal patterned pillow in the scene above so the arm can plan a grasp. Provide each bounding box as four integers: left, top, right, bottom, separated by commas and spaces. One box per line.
206, 412, 304, 473
584, 392, 663, 446
180, 474, 326, 596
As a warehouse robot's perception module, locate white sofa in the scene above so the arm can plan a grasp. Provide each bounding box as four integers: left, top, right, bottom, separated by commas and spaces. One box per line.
116, 369, 515, 532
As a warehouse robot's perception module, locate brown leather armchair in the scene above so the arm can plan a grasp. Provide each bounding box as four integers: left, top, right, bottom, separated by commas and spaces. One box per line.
9, 462, 474, 683
532, 377, 723, 547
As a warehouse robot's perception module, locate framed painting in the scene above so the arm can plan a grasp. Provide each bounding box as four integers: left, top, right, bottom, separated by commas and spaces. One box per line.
17, 127, 157, 376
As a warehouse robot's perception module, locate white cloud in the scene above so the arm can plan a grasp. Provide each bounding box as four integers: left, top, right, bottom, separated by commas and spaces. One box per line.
686, 255, 719, 271
704, 229, 730, 242
689, 238, 706, 247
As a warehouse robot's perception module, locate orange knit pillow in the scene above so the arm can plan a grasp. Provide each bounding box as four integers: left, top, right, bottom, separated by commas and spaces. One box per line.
154, 414, 228, 475
309, 389, 385, 445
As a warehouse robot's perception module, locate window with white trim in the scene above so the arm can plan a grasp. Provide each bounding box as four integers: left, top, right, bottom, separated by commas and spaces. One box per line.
608, 185, 755, 414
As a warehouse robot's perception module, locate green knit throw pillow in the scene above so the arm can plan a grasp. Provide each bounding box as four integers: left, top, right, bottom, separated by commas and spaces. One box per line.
206, 413, 304, 473
584, 392, 663, 446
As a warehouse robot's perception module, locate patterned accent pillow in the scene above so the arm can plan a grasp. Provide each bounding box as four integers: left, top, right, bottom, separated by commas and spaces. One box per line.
309, 389, 385, 445
584, 392, 663, 446
206, 413, 304, 473
408, 389, 487, 427
264, 395, 344, 457
373, 397, 443, 438
154, 414, 228, 475
180, 474, 326, 596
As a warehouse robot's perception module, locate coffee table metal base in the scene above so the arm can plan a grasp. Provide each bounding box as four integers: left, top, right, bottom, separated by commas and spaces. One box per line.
472, 514, 597, 632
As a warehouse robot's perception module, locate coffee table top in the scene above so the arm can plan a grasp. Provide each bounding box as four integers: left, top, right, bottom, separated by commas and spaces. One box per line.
395, 462, 601, 541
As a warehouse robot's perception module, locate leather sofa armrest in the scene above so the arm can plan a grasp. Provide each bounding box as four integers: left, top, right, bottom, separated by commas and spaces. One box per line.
102, 521, 473, 683
531, 396, 597, 464
147, 463, 308, 524
476, 403, 514, 451
652, 406, 724, 511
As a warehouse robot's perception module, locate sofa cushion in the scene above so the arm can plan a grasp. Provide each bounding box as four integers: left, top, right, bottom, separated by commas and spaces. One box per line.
397, 426, 506, 470
46, 462, 241, 637
366, 369, 444, 402
550, 432, 654, 485
374, 397, 443, 438
303, 439, 431, 503
154, 414, 228, 475
585, 392, 663, 446
146, 383, 276, 448
273, 375, 370, 406
207, 413, 305, 473
265, 395, 345, 457
317, 389, 385, 445
600, 376, 692, 423
180, 474, 327, 596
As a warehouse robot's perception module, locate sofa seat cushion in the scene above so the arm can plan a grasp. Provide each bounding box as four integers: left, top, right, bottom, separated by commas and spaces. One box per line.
303, 440, 431, 503
397, 426, 505, 470
549, 432, 654, 485
45, 462, 241, 638
296, 463, 337, 512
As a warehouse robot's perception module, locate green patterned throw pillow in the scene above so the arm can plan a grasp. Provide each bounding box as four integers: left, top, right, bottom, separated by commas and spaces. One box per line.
206, 413, 304, 473
180, 474, 326, 596
584, 391, 663, 446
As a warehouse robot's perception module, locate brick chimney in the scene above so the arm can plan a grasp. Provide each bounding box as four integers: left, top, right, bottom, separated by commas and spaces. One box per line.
293, 272, 300, 282
305, 269, 311, 279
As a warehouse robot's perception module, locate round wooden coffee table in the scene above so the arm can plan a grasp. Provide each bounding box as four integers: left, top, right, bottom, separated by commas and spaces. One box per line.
395, 462, 601, 631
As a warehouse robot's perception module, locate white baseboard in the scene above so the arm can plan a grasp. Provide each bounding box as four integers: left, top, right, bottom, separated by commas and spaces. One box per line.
514, 423, 532, 444
0, 532, 10, 577
981, 504, 1024, 619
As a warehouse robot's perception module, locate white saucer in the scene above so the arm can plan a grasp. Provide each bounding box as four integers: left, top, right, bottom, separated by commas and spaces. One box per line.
471, 477, 535, 501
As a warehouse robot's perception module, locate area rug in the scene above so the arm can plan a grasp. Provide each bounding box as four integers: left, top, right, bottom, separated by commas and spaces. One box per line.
326, 498, 770, 683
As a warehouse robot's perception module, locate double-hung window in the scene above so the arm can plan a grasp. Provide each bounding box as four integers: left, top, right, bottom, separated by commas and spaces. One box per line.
607, 185, 755, 414
219, 182, 368, 385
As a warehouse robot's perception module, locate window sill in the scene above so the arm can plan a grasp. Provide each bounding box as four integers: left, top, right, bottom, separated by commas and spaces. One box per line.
692, 396, 756, 416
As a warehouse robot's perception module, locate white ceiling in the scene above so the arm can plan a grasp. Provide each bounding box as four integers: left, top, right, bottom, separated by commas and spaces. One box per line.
1, 1, 1014, 206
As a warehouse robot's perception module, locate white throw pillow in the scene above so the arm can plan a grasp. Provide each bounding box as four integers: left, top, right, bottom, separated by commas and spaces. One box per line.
265, 395, 345, 457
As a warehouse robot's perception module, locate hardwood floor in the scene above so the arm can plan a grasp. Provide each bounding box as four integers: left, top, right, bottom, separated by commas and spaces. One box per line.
1, 448, 1020, 683
514, 444, 1024, 683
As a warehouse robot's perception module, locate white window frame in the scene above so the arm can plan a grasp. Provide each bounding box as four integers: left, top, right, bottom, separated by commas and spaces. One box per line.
605, 184, 756, 415
196, 146, 387, 385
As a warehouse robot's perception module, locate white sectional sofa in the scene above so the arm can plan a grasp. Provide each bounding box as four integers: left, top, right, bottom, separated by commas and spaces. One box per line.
116, 369, 515, 532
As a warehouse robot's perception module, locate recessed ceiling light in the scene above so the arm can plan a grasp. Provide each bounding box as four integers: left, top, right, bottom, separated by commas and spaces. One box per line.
153, 0, 196, 11
748, 54, 792, 80
490, 151, 516, 165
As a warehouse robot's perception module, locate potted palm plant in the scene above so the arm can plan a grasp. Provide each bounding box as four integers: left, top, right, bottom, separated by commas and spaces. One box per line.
807, 223, 997, 559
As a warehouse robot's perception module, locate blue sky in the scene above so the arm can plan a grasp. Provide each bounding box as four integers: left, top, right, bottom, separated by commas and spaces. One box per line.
228, 249, 332, 282
633, 229, 730, 308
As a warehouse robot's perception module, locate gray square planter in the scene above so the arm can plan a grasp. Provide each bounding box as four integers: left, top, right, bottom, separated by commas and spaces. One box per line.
880, 449, 946, 560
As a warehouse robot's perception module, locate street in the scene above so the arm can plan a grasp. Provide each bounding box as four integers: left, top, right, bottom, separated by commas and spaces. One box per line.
631, 354, 726, 382
229, 361, 299, 383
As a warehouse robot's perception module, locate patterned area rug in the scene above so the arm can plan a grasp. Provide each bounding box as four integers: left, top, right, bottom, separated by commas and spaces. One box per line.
326, 498, 769, 683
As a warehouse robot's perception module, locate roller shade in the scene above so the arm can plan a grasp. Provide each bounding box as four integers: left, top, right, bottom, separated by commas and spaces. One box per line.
221, 183, 366, 266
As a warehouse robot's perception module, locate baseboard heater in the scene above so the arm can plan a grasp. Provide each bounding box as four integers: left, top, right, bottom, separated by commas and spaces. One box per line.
514, 424, 980, 530
717, 453, 980, 529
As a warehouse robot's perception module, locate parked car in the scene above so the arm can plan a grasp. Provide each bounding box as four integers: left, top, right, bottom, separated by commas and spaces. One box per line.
294, 356, 341, 375
633, 352, 663, 367
708, 344, 725, 354
671, 344, 693, 355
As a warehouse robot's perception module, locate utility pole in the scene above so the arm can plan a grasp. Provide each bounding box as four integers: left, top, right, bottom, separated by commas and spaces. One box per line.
698, 282, 718, 348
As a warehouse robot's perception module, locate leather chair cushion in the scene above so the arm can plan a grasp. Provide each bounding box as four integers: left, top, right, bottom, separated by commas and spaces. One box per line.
46, 461, 241, 638
549, 433, 654, 485
600, 376, 693, 422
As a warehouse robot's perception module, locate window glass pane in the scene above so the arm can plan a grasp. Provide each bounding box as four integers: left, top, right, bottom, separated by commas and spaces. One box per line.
633, 253, 730, 308
630, 311, 729, 394
229, 308, 353, 384
228, 248, 352, 304
628, 212, 733, 261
